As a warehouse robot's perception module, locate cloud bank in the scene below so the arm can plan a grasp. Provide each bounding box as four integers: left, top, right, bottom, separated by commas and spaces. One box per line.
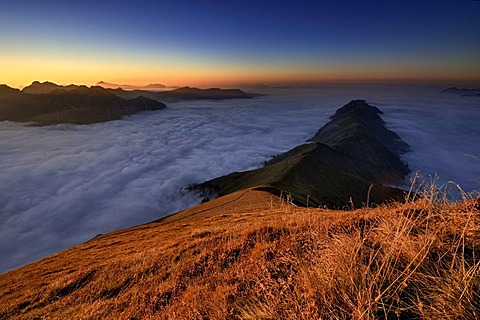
1, 84, 479, 273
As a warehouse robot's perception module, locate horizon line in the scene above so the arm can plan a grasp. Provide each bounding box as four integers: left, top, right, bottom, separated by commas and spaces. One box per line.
3, 77, 480, 90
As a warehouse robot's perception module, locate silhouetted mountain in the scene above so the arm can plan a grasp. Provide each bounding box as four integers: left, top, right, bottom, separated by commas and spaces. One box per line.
143, 83, 166, 89
0, 84, 166, 125
442, 87, 480, 97
165, 86, 253, 99
21, 81, 79, 94
108, 86, 255, 101
96, 81, 139, 90
96, 81, 166, 90
193, 100, 410, 208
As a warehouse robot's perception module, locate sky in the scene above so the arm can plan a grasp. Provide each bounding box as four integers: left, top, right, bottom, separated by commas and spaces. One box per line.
1, 0, 480, 87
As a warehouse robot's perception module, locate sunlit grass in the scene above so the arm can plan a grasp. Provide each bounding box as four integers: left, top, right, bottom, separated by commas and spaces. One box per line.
0, 181, 478, 319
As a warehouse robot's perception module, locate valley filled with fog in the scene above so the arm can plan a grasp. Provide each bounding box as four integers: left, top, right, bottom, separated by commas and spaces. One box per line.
1, 84, 479, 273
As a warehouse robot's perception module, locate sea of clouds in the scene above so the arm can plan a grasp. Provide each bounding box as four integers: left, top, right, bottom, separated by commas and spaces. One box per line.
1, 84, 479, 273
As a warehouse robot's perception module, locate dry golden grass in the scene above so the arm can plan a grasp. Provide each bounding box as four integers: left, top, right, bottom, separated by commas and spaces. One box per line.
0, 186, 479, 319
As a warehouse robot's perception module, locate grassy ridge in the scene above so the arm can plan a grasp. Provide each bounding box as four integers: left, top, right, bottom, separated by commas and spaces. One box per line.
0, 184, 478, 319
194, 100, 411, 209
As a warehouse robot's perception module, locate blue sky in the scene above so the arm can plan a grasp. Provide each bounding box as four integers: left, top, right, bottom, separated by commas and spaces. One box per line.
1, 0, 479, 86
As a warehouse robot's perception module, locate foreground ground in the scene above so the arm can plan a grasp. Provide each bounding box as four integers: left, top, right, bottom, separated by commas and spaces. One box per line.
0, 187, 479, 319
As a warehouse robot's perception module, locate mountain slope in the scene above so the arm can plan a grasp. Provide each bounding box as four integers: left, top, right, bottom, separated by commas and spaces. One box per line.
0, 189, 478, 319
308, 99, 410, 185
194, 100, 410, 208
0, 85, 166, 125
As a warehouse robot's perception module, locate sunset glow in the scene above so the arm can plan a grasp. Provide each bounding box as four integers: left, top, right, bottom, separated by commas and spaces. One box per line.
1, 1, 479, 88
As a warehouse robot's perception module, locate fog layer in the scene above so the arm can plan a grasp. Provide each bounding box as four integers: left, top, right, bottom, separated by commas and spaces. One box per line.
1, 84, 479, 273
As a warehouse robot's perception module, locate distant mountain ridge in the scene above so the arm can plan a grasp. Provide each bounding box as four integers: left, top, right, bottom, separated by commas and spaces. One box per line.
96, 81, 166, 91
193, 100, 410, 208
0, 81, 261, 125
0, 84, 166, 125
22, 81, 80, 94
17, 81, 259, 100
108, 86, 257, 101
442, 87, 480, 97
21, 81, 170, 93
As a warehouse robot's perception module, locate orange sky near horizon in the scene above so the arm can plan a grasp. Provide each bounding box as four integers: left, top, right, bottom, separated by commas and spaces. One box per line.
2, 1, 480, 89
3, 55, 480, 89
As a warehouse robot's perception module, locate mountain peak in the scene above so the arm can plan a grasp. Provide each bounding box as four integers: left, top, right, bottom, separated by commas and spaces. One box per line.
333, 99, 383, 118
143, 83, 166, 89
193, 100, 410, 208
22, 81, 80, 95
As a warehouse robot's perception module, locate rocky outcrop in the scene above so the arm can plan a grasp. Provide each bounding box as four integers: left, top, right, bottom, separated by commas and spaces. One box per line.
193, 100, 410, 208
0, 85, 166, 125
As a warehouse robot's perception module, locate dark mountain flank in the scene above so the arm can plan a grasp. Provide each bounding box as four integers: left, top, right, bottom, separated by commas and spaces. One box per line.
308, 100, 409, 185
0, 85, 166, 125
164, 86, 252, 100
194, 100, 410, 208
108, 86, 256, 101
